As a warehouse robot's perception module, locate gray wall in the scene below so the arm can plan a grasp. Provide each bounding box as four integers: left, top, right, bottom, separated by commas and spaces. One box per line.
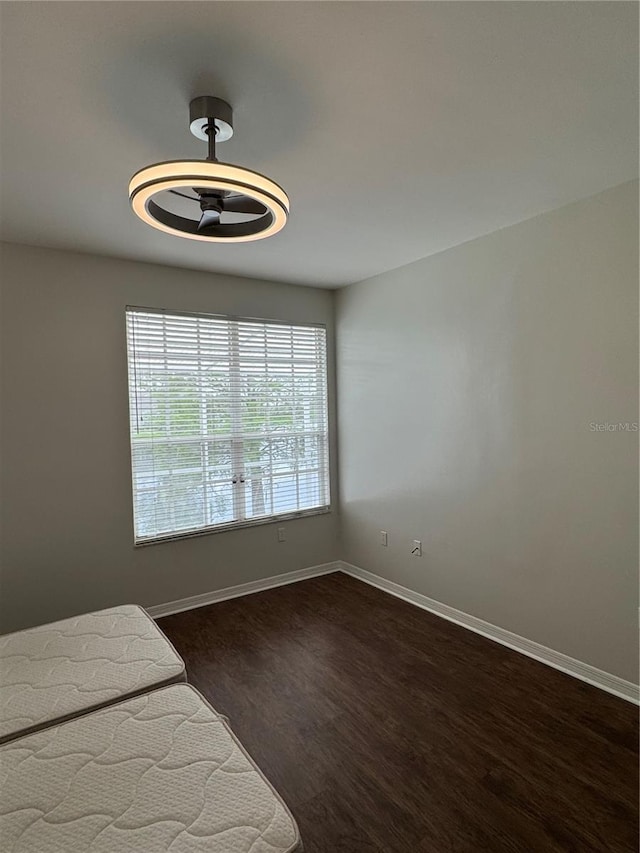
1, 184, 637, 685
337, 181, 639, 683
0, 244, 339, 631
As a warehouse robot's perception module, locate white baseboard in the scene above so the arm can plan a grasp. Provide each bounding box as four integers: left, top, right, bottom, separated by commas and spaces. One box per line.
339, 561, 639, 705
146, 561, 341, 619
147, 557, 639, 705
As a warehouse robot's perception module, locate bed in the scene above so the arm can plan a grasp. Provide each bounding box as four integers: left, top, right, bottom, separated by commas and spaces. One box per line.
0, 604, 186, 743
0, 683, 302, 852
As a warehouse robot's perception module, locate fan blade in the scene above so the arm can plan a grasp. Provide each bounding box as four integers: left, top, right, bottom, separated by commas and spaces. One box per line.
197, 208, 221, 231
169, 189, 199, 202
223, 196, 266, 215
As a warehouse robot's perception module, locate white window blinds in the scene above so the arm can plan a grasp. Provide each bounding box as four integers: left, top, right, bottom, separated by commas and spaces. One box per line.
126, 308, 330, 544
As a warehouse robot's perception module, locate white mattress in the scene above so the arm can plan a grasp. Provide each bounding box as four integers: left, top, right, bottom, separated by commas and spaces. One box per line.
0, 683, 302, 853
0, 605, 186, 743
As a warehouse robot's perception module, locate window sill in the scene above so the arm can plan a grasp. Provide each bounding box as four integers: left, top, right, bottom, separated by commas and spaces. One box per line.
133, 505, 332, 547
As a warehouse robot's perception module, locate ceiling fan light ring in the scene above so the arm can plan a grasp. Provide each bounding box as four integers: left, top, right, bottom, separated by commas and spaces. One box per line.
128, 160, 289, 213
130, 174, 286, 213
129, 167, 289, 243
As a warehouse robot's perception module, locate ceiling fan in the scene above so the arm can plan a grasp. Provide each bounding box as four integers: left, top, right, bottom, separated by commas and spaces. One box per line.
129, 97, 289, 243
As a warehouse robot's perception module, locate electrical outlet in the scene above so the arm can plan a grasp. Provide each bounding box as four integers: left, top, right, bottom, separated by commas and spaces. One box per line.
411, 539, 422, 556
380, 530, 388, 547
277, 527, 286, 542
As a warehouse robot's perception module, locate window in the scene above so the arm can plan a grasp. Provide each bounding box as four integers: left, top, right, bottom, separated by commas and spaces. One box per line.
126, 308, 330, 544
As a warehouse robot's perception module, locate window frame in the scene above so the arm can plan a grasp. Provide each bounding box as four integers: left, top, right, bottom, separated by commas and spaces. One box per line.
125, 306, 332, 547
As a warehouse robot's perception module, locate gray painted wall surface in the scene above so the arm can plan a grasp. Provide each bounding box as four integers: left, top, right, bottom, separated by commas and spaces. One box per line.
0, 244, 338, 631
1, 183, 637, 686
336, 182, 639, 683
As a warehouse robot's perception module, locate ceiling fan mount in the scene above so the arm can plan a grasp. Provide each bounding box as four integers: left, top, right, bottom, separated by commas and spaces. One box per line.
188, 96, 234, 144
128, 96, 289, 243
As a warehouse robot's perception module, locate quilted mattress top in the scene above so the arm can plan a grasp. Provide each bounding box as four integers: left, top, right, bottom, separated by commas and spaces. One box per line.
0, 605, 185, 742
0, 683, 301, 853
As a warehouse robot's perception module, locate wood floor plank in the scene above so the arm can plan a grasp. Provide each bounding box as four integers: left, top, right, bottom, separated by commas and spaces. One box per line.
159, 572, 638, 853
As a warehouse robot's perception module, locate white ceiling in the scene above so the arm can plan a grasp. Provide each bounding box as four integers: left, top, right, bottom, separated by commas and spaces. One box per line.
0, 2, 637, 288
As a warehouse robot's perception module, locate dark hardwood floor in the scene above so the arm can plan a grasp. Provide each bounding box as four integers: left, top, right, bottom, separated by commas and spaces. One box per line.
159, 572, 639, 853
